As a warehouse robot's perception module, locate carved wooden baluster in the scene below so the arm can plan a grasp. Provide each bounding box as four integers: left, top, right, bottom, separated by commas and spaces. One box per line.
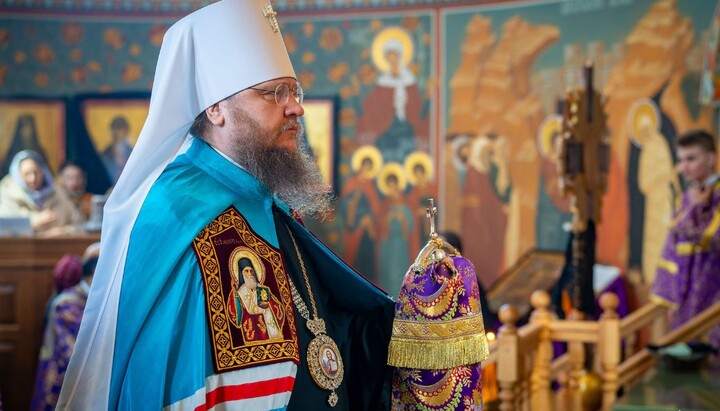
528, 354, 536, 410
522, 351, 532, 411
520, 367, 530, 411
497, 305, 519, 411
517, 351, 529, 411
567, 311, 585, 411
599, 292, 620, 411
555, 369, 569, 411
530, 291, 553, 411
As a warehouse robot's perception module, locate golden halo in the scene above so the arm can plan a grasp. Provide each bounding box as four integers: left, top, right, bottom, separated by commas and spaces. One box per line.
351, 145, 384, 178
371, 26, 414, 73
377, 162, 407, 196
229, 247, 265, 284
627, 97, 660, 148
404, 151, 433, 186
537, 114, 562, 160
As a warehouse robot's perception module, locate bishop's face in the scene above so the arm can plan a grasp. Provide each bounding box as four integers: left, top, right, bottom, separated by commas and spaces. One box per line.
223, 77, 304, 153
201, 76, 330, 217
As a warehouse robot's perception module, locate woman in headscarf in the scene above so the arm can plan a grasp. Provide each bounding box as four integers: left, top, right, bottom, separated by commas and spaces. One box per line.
0, 150, 83, 235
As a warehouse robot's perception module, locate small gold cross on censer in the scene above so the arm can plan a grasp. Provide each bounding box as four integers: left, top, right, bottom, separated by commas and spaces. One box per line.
263, 3, 279, 33
410, 198, 455, 273
426, 198, 438, 240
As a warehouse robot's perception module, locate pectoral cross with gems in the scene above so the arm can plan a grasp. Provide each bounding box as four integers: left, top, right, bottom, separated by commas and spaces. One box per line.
426, 198, 438, 240
263, 4, 279, 33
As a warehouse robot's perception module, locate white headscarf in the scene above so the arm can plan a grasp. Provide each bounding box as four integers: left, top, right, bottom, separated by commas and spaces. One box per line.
59, 1, 295, 408
9, 150, 56, 207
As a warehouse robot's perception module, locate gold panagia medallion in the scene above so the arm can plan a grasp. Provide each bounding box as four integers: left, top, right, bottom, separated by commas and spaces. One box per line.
307, 333, 344, 406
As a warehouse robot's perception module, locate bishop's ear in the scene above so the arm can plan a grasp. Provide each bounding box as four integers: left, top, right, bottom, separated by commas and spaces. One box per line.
205, 103, 225, 126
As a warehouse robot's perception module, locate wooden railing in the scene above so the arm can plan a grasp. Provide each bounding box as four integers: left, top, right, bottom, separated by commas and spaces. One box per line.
618, 300, 720, 387
483, 290, 720, 411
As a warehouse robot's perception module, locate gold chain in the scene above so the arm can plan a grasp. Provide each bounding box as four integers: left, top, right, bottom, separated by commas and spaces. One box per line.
284, 225, 343, 407
286, 225, 319, 318
288, 278, 311, 321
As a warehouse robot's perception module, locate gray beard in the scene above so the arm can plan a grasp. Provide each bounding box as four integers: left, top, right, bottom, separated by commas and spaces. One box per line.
225, 115, 334, 218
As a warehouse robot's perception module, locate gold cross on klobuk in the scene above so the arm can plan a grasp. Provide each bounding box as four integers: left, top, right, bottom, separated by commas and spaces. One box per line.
263, 4, 279, 33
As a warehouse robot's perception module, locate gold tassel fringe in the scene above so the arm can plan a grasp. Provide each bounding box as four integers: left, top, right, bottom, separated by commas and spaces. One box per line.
387, 315, 490, 370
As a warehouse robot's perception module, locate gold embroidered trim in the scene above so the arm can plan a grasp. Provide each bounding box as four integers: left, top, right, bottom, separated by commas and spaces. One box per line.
656, 258, 678, 275
700, 207, 720, 250
674, 206, 720, 255
649, 294, 677, 309
676, 242, 697, 255
388, 314, 489, 369
410, 280, 456, 317
409, 370, 458, 407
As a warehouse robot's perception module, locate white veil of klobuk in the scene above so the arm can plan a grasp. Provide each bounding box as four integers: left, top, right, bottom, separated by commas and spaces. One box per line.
58, 0, 295, 408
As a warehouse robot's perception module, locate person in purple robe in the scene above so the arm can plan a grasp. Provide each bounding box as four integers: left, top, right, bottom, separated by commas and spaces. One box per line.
30, 243, 100, 411
42, 254, 83, 326
650, 129, 720, 348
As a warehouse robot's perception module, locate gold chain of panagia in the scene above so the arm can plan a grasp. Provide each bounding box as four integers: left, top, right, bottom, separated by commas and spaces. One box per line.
286, 225, 319, 319
288, 276, 311, 321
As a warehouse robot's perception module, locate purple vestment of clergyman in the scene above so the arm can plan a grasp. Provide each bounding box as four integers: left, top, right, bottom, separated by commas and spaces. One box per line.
30, 281, 89, 411
651, 178, 720, 348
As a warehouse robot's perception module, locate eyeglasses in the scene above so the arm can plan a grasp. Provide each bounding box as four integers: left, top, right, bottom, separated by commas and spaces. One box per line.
248, 82, 304, 107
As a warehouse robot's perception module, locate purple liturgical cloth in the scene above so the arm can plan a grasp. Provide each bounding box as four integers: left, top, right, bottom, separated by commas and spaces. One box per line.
651, 179, 720, 348
31, 281, 89, 411
389, 254, 488, 410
